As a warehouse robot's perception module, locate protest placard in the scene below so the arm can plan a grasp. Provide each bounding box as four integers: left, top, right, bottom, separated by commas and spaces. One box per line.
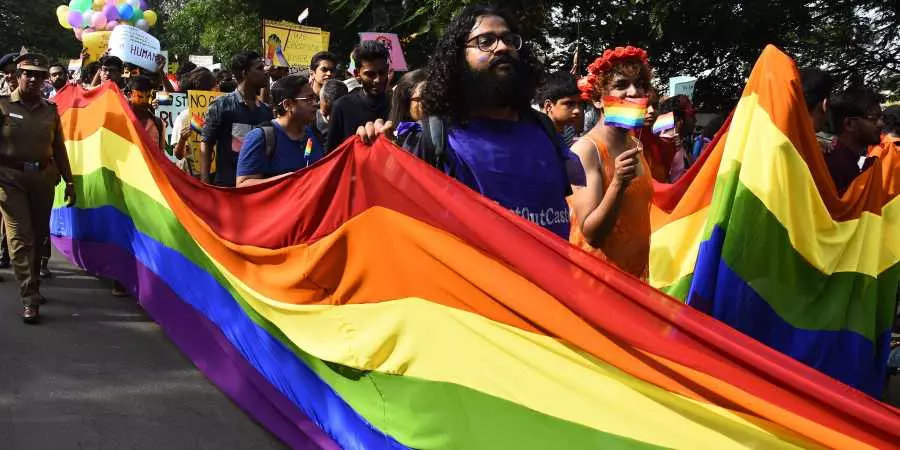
359, 32, 408, 71
668, 76, 698, 101
82, 31, 111, 63
154, 93, 187, 160
108, 25, 161, 72
189, 55, 214, 70
188, 90, 224, 173
262, 20, 330, 68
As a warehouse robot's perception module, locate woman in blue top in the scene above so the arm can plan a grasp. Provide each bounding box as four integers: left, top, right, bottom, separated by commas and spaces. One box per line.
236, 74, 323, 187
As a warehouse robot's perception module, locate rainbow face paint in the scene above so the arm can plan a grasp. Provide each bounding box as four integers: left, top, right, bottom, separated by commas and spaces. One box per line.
602, 96, 649, 130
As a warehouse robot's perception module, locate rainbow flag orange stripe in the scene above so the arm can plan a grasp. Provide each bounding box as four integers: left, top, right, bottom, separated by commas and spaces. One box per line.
650, 46, 900, 397
49, 50, 900, 448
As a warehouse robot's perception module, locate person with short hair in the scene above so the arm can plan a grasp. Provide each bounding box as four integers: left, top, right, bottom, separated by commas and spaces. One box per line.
48, 64, 68, 93
0, 53, 19, 96
309, 51, 338, 96
316, 79, 348, 145
172, 68, 216, 175
200, 51, 273, 186
569, 46, 655, 277
95, 55, 124, 89
826, 87, 883, 195
0, 52, 77, 323
326, 41, 391, 152
800, 67, 835, 153
236, 75, 324, 186
127, 75, 166, 153
535, 71, 582, 146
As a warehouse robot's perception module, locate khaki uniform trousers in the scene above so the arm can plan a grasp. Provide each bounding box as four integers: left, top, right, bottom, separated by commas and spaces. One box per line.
0, 165, 57, 305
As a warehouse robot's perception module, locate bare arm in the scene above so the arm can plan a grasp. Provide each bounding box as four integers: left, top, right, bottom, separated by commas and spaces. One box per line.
569, 137, 639, 248
200, 141, 213, 183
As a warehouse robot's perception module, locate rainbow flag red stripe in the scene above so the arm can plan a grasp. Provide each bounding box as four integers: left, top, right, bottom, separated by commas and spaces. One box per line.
49, 48, 900, 448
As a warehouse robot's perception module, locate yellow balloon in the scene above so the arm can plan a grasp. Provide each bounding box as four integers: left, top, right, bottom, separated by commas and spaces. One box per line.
93, 0, 104, 8
58, 11, 73, 30
143, 10, 157, 27
56, 5, 69, 16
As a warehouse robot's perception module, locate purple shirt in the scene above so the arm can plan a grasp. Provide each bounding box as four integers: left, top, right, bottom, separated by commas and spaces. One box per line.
445, 118, 571, 239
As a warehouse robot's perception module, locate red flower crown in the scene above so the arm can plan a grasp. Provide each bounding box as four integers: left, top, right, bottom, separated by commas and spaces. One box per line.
579, 46, 650, 100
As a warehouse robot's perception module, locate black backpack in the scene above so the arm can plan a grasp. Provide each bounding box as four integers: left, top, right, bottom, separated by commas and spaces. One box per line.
254, 123, 324, 160
418, 110, 573, 195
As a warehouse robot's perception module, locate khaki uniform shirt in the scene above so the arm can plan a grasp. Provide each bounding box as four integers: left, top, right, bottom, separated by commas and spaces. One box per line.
0, 89, 63, 162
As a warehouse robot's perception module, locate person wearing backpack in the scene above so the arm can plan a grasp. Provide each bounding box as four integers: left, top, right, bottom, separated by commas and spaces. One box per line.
235, 75, 324, 187
357, 5, 583, 240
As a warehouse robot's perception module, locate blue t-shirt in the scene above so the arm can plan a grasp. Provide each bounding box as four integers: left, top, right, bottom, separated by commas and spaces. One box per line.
236, 120, 325, 179
445, 118, 571, 239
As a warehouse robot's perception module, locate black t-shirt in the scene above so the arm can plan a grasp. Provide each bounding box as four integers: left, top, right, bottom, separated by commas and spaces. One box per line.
325, 90, 389, 152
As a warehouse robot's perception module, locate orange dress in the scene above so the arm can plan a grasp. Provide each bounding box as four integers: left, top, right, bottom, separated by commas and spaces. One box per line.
569, 131, 653, 278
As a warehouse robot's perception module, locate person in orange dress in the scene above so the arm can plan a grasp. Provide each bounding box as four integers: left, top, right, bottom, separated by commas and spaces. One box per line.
569, 47, 654, 278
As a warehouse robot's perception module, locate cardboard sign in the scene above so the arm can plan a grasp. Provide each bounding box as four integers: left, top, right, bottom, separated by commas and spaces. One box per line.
359, 32, 408, 71
262, 20, 330, 68
108, 25, 161, 72
154, 92, 187, 160
668, 76, 697, 101
82, 31, 112, 63
188, 90, 224, 173
68, 59, 82, 74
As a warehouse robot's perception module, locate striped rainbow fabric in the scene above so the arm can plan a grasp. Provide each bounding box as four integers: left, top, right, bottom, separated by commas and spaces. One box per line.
650, 46, 900, 397
50, 50, 900, 449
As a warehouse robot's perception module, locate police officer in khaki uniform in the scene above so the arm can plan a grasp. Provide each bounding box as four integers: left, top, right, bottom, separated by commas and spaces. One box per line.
0, 52, 76, 324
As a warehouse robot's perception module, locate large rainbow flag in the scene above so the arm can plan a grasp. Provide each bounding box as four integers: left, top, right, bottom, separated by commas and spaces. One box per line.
650, 46, 900, 397
51, 47, 900, 449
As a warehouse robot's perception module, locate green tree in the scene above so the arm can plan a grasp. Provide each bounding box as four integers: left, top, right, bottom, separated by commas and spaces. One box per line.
0, 0, 81, 62
161, 0, 261, 65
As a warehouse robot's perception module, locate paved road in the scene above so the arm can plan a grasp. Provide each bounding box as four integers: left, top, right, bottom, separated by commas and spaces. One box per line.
0, 250, 284, 450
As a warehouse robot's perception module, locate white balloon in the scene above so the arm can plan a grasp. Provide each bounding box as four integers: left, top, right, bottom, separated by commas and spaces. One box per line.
128, 0, 141, 8
135, 18, 150, 31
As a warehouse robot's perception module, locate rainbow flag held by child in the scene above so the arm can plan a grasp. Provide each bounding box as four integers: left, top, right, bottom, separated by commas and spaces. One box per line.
603, 96, 649, 130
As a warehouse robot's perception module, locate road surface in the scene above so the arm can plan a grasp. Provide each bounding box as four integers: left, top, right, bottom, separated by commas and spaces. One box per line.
0, 249, 285, 449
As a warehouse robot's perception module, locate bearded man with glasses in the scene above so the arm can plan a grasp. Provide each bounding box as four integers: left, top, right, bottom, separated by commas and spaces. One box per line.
357, 5, 583, 240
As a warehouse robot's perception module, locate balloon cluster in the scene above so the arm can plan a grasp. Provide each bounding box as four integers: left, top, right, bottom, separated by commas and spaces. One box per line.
56, 0, 159, 40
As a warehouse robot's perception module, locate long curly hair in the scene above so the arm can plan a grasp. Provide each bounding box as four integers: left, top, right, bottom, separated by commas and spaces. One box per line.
422, 5, 544, 123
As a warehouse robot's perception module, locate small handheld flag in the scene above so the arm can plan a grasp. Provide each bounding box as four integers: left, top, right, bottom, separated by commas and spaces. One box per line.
297, 8, 309, 24
190, 113, 204, 133
652, 112, 676, 135
603, 96, 648, 130
305, 138, 313, 157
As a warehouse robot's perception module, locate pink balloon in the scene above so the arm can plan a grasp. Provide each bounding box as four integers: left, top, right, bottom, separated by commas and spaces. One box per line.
105, 20, 118, 30
84, 27, 95, 33
74, 29, 84, 41
91, 13, 107, 29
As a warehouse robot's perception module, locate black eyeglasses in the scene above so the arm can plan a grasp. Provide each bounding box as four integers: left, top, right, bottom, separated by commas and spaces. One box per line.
466, 32, 523, 52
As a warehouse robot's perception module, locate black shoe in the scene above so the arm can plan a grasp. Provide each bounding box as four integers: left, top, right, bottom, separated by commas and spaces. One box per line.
23, 305, 39, 324
0, 260, 10, 269
40, 265, 53, 279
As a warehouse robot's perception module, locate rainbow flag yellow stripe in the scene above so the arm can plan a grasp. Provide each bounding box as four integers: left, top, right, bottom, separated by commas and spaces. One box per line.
49, 47, 900, 449
650, 46, 900, 397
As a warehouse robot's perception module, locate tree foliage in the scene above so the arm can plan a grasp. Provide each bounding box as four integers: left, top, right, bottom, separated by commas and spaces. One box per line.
0, 0, 81, 62
154, 0, 900, 108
